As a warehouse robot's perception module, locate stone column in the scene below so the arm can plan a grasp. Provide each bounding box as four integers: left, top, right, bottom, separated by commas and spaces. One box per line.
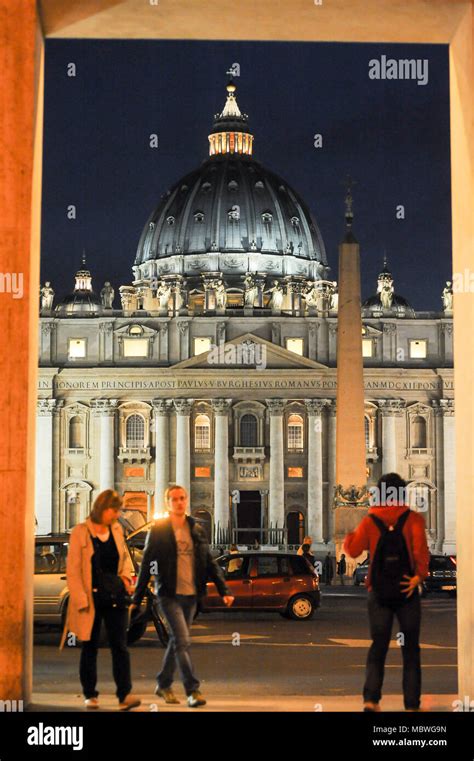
99, 321, 114, 363
212, 399, 232, 535
382, 323, 396, 363
328, 322, 337, 364
159, 323, 169, 362
92, 400, 118, 492
432, 400, 445, 552
174, 399, 193, 494
40, 322, 55, 365
440, 322, 454, 366
152, 399, 170, 514
379, 399, 405, 474
308, 322, 318, 361
51, 399, 64, 533
305, 399, 329, 546
177, 321, 190, 360
35, 400, 56, 534
440, 399, 456, 554
266, 399, 285, 533
317, 320, 330, 365
326, 401, 337, 542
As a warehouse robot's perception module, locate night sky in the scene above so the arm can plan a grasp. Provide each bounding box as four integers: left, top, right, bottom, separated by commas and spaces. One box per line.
41, 40, 451, 311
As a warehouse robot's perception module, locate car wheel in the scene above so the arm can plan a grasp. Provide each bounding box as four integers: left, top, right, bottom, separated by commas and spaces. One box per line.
288, 595, 314, 620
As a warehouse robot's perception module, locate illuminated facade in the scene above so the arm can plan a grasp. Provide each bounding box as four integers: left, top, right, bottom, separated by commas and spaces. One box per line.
37, 81, 454, 557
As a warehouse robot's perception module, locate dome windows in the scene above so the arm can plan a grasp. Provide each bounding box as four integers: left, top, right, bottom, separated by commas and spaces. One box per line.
201, 182, 212, 193
180, 184, 188, 192
228, 180, 238, 191
255, 180, 264, 189
149, 222, 155, 231
291, 216, 300, 228
194, 211, 204, 223
166, 216, 175, 226
261, 212, 273, 224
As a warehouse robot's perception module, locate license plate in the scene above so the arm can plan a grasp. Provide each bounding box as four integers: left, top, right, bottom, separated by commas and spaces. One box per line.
441, 585, 456, 591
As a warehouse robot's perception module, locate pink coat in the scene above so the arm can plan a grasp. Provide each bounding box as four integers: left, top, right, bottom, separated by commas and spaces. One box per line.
60, 518, 134, 649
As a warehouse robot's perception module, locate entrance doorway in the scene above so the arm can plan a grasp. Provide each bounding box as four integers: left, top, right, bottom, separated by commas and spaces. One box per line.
236, 491, 262, 545
286, 511, 305, 545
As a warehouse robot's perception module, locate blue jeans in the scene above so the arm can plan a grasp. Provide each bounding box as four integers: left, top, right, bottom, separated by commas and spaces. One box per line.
157, 595, 199, 696
364, 590, 422, 709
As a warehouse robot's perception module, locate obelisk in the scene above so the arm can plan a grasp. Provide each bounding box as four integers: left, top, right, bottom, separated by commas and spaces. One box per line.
334, 181, 368, 556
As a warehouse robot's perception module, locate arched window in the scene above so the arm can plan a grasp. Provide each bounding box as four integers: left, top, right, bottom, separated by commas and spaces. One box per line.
288, 414, 304, 451
240, 414, 258, 446
364, 416, 370, 450
194, 414, 210, 451
126, 414, 145, 448
69, 416, 84, 449
412, 416, 427, 448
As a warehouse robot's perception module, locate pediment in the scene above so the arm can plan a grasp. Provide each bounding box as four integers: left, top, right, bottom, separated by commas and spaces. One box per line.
174, 333, 328, 371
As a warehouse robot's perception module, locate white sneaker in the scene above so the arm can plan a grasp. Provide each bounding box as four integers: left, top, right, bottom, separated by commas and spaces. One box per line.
118, 694, 141, 711
84, 697, 99, 709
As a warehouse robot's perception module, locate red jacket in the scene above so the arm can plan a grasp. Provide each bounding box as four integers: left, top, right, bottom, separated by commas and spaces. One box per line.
344, 505, 430, 590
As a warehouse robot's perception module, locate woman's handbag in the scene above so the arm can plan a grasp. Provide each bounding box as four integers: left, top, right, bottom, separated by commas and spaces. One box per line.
88, 530, 132, 608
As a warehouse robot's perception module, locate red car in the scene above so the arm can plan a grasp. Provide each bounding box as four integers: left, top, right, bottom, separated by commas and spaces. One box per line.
204, 551, 320, 620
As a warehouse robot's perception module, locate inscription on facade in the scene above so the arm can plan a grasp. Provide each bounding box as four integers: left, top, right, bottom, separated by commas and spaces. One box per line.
44, 377, 453, 392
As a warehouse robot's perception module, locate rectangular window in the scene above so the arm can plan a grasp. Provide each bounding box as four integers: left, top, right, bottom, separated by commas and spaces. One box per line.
123, 338, 148, 357
35, 543, 68, 574
362, 338, 373, 357
409, 339, 427, 358
195, 466, 211, 478
285, 338, 304, 356
194, 337, 212, 355
288, 466, 304, 478
256, 556, 279, 577
68, 338, 86, 359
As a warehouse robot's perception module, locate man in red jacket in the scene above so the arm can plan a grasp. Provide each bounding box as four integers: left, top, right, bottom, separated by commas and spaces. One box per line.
344, 472, 430, 712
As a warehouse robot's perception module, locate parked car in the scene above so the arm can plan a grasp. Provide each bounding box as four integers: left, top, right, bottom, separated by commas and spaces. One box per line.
203, 551, 321, 620
34, 535, 70, 627
353, 559, 369, 586
422, 554, 457, 596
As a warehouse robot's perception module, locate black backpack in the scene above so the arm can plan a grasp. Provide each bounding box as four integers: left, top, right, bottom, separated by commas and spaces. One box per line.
369, 511, 414, 605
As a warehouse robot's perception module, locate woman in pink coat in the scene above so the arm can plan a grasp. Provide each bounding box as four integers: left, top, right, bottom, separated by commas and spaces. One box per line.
61, 489, 141, 711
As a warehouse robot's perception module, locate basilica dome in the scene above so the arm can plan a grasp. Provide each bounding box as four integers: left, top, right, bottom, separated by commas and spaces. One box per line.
133, 81, 328, 284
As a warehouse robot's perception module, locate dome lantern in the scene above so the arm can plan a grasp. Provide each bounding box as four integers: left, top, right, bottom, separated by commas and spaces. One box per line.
208, 78, 254, 157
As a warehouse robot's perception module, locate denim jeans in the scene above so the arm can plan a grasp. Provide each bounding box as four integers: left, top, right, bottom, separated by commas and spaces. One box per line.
364, 590, 422, 709
157, 595, 199, 696
80, 596, 132, 702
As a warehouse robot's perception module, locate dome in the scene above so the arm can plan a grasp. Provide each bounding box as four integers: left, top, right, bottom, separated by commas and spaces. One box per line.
55, 290, 103, 316
362, 258, 415, 318
133, 81, 328, 284
55, 257, 103, 317
135, 155, 327, 265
